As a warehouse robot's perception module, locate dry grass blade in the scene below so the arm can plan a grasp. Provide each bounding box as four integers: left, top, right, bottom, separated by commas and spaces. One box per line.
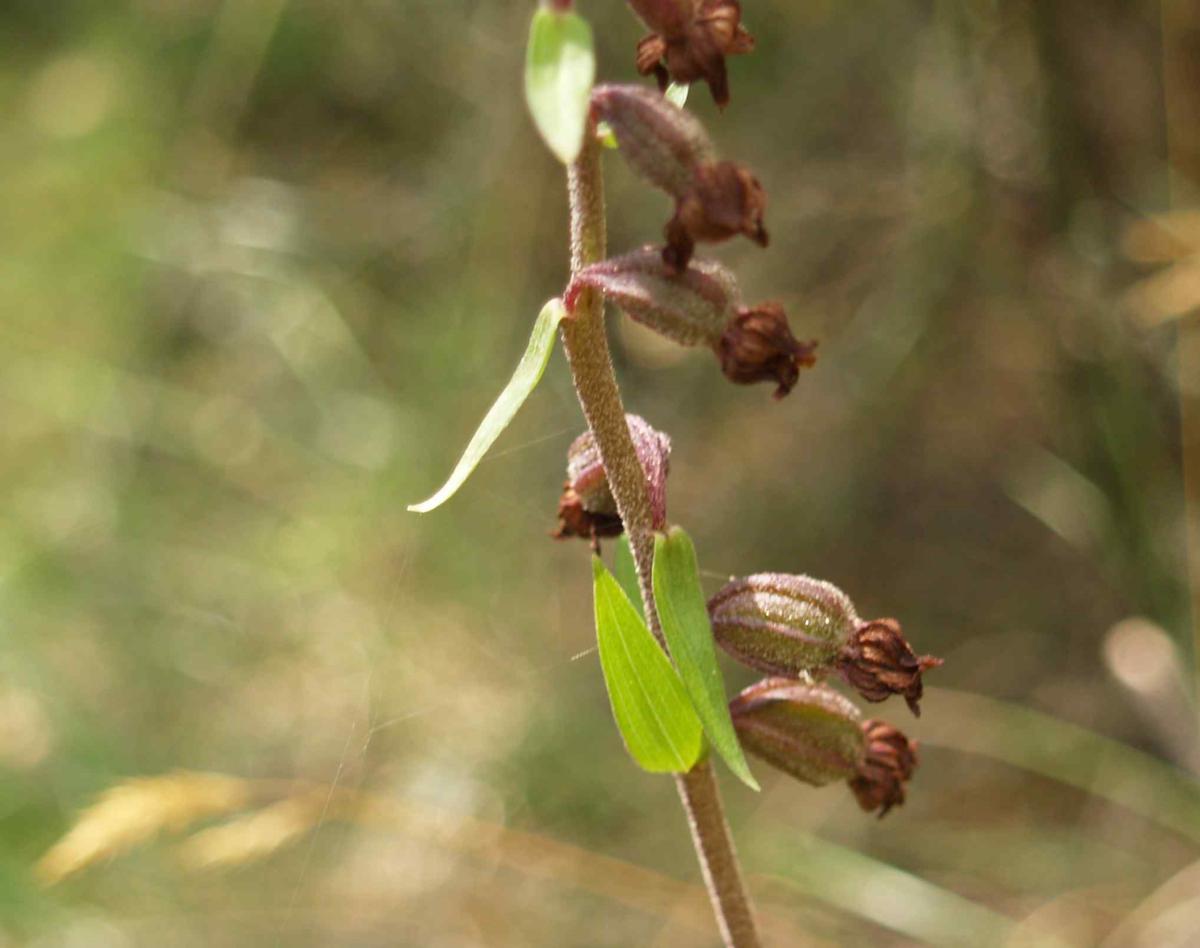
1100, 858, 1200, 946
1122, 211, 1200, 325
1121, 211, 1200, 263
1123, 259, 1200, 327
38, 769, 1018, 943
177, 790, 330, 870
37, 771, 252, 885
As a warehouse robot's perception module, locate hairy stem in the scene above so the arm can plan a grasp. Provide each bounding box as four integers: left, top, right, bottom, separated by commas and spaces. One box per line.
559, 127, 761, 948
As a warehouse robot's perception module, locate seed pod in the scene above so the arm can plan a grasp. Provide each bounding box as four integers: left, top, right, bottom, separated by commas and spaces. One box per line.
587, 85, 770, 274
709, 574, 856, 675
730, 679, 920, 817
553, 414, 672, 542
591, 83, 714, 197
568, 247, 739, 346
729, 679, 864, 788
709, 573, 941, 715
716, 303, 817, 398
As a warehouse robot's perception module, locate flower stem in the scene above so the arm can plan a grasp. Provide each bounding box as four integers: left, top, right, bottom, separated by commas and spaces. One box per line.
559, 127, 761, 948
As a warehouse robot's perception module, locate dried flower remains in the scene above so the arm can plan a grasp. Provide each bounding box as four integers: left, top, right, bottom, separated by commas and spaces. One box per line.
627, 0, 755, 107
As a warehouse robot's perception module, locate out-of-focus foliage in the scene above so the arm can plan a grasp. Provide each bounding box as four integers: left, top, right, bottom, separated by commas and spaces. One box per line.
0, 1, 1196, 945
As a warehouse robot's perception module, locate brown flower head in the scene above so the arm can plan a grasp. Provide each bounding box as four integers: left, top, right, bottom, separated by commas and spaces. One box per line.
716, 303, 817, 398
628, 0, 755, 108
665, 161, 768, 272
553, 414, 671, 545
848, 720, 919, 818
837, 619, 943, 717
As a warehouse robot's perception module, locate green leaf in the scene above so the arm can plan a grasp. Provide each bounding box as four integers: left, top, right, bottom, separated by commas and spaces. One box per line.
653, 527, 759, 790
408, 298, 566, 513
614, 535, 643, 621
592, 556, 704, 773
524, 7, 595, 165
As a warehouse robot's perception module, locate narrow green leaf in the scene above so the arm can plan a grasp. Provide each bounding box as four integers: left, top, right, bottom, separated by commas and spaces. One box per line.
524, 7, 595, 165
614, 535, 644, 621
408, 299, 566, 513
592, 556, 704, 773
653, 528, 759, 790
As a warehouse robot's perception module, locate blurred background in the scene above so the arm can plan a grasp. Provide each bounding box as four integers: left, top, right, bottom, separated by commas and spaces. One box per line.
3, 0, 1200, 944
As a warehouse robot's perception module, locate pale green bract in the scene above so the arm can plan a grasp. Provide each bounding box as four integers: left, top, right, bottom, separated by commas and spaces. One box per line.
525, 8, 595, 165
592, 556, 704, 773
408, 298, 566, 514
653, 527, 760, 790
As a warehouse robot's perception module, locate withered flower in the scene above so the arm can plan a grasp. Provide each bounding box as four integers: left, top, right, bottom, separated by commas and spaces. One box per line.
553, 414, 671, 545
729, 679, 920, 817
665, 161, 768, 272
837, 619, 943, 717
848, 720, 919, 817
627, 0, 756, 108
716, 303, 816, 398
553, 486, 624, 546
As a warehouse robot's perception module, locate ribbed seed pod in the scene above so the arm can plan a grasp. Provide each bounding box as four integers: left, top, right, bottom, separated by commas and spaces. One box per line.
568, 247, 739, 347
708, 574, 857, 676
729, 679, 864, 787
590, 83, 714, 197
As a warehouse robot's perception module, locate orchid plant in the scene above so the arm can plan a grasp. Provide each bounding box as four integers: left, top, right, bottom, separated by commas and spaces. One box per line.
410, 4, 941, 944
